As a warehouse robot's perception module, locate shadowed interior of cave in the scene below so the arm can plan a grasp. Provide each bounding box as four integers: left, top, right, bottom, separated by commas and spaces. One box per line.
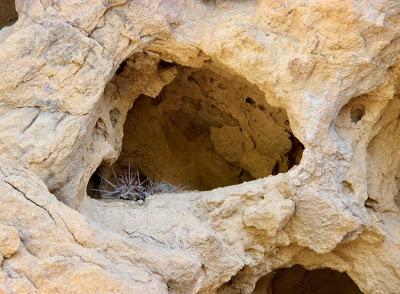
252, 265, 362, 294
87, 62, 304, 199
0, 0, 18, 29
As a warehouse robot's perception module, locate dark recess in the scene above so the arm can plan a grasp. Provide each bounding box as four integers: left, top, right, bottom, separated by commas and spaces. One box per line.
350, 105, 365, 123
116, 61, 127, 75
266, 265, 362, 294
0, 0, 18, 29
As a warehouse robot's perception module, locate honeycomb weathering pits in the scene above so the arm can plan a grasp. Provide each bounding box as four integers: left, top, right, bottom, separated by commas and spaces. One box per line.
0, 0, 399, 293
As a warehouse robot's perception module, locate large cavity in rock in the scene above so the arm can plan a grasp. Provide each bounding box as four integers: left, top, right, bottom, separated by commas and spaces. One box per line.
253, 265, 362, 294
0, 0, 17, 29
87, 57, 303, 198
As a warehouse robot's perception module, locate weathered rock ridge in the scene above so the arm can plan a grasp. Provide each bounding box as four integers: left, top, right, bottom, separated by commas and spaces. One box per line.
0, 0, 400, 293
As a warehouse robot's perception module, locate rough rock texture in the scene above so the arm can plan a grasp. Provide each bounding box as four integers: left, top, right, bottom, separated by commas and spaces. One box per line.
0, 0, 400, 293
110, 65, 301, 190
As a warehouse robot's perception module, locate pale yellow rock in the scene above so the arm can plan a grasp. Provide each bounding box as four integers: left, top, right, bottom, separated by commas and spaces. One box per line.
0, 225, 20, 258
0, 0, 399, 293
243, 194, 295, 237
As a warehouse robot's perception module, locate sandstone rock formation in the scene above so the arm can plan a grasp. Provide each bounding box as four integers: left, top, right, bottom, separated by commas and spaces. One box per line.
0, 0, 400, 293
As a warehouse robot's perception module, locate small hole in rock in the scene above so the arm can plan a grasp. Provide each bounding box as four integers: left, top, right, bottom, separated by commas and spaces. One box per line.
342, 181, 354, 193
365, 197, 379, 209
94, 118, 107, 139
245, 97, 256, 106
350, 104, 365, 123
109, 108, 120, 127
158, 59, 175, 70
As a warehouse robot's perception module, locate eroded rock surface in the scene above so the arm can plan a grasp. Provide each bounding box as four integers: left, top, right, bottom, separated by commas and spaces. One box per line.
0, 0, 400, 293
112, 65, 301, 190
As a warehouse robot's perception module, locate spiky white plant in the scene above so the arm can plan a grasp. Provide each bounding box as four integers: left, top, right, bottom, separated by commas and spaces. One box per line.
91, 164, 180, 204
